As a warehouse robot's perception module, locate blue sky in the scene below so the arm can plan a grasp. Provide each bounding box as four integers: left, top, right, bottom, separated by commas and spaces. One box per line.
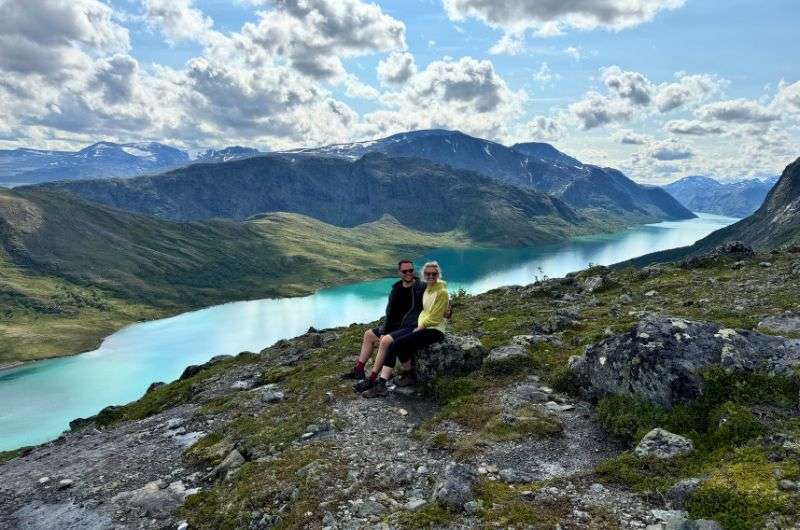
1, 0, 798, 182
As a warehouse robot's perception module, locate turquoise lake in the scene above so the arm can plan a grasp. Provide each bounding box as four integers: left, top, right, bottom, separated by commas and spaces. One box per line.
0, 213, 737, 451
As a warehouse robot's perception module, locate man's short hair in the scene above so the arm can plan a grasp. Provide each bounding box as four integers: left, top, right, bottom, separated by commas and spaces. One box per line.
397, 259, 413, 269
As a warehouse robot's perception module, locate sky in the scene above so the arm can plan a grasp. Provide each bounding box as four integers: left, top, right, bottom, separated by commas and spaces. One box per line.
0, 0, 798, 183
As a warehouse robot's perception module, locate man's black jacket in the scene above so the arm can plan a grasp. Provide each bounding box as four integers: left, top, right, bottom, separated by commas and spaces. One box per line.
379, 278, 426, 334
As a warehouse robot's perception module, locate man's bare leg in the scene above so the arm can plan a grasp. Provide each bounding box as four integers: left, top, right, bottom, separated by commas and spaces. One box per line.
368, 334, 395, 380
341, 329, 380, 379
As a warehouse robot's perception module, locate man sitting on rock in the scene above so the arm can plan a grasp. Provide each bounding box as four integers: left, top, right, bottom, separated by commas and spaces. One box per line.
340, 259, 426, 386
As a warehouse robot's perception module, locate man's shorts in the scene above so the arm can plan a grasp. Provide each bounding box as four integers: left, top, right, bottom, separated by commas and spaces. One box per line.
371, 326, 414, 339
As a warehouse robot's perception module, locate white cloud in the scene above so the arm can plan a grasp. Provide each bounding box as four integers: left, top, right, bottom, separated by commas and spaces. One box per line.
235, 0, 407, 80
564, 46, 583, 60
489, 31, 525, 55
0, 0, 129, 79
654, 73, 725, 112
613, 129, 651, 144
601, 66, 653, 106
141, 0, 220, 45
695, 99, 780, 124
377, 51, 417, 85
568, 91, 634, 129
521, 116, 565, 141
646, 138, 694, 160
369, 56, 526, 140
772, 80, 800, 114
664, 119, 723, 135
443, 0, 684, 53
533, 62, 560, 86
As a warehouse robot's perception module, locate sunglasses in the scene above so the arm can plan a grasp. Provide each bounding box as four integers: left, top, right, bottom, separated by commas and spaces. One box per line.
400, 268, 414, 274
424, 271, 439, 277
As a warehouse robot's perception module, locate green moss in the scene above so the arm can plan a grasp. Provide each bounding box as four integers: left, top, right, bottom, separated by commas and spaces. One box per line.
484, 406, 563, 441
0, 448, 21, 464
182, 444, 347, 530
473, 480, 569, 527
392, 504, 455, 529
706, 402, 764, 450
687, 447, 798, 530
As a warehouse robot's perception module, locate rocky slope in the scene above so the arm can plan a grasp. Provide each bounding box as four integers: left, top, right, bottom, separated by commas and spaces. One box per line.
663, 175, 779, 218
285, 129, 695, 225
31, 152, 596, 245
3, 244, 799, 529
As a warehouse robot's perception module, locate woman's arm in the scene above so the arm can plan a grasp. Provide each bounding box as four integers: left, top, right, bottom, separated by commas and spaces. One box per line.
418, 289, 449, 329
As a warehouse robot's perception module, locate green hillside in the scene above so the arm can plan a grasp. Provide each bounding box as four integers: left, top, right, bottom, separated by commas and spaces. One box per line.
0, 188, 466, 363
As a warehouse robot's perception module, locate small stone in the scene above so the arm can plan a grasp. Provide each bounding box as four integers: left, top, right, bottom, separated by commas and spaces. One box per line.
666, 478, 702, 509
644, 290, 658, 297
260, 389, 285, 404
545, 401, 575, 412
405, 499, 426, 510
57, 479, 74, 490
301, 432, 315, 440
485, 344, 529, 364
619, 294, 634, 304
177, 521, 189, 530
464, 500, 480, 514
37, 477, 50, 485
635, 428, 694, 459
397, 408, 408, 417
356, 499, 386, 517
230, 380, 253, 390
589, 483, 606, 494
432, 463, 475, 511
778, 479, 798, 491
759, 262, 772, 268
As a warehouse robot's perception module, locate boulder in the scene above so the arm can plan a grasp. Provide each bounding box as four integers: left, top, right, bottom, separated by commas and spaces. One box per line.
532, 309, 580, 334
569, 314, 800, 407
759, 313, 800, 335
709, 241, 754, 257
484, 345, 528, 365
112, 480, 196, 520
666, 478, 703, 509
432, 463, 475, 510
634, 428, 694, 459
413, 334, 487, 383
179, 354, 232, 380
582, 276, 604, 293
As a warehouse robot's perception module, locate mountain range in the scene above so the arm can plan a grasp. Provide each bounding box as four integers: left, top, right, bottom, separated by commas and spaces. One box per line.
629, 157, 800, 266
31, 152, 595, 246
0, 142, 260, 185
285, 129, 694, 225
662, 175, 780, 218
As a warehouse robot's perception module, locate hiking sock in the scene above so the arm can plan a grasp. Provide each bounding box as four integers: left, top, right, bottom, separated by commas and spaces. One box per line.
353, 361, 366, 375
369, 371, 379, 382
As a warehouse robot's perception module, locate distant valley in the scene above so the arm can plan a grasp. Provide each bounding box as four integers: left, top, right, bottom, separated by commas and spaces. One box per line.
662, 175, 779, 217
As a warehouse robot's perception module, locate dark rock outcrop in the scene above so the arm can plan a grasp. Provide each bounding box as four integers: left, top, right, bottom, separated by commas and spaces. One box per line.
569, 314, 800, 407
413, 334, 487, 383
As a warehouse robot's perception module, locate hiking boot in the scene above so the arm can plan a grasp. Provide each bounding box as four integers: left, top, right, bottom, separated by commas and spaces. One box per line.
340, 368, 365, 380
395, 373, 417, 387
362, 381, 388, 398
353, 378, 375, 393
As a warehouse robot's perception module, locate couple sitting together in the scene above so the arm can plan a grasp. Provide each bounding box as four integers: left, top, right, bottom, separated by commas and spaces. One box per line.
341, 259, 449, 398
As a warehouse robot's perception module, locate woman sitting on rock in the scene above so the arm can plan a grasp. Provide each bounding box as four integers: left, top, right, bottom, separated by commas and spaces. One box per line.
361, 261, 449, 398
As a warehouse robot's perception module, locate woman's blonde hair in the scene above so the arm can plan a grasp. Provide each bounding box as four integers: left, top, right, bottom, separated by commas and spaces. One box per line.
422, 260, 443, 279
